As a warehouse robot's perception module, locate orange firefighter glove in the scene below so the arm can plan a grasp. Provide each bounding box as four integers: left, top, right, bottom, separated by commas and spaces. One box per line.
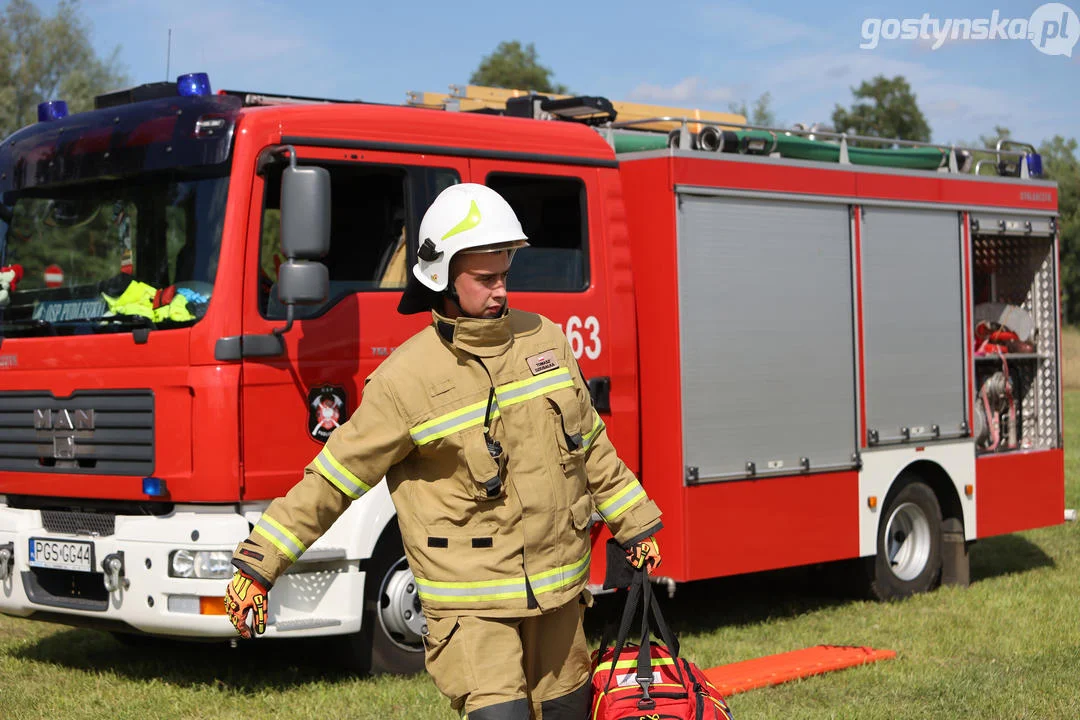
625, 535, 662, 573
224, 570, 268, 639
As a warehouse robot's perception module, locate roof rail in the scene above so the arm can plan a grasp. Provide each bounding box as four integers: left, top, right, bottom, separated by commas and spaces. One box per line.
218, 90, 357, 107
606, 116, 1044, 179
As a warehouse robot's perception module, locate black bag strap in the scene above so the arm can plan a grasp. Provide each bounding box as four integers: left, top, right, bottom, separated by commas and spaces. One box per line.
645, 574, 680, 660
602, 570, 645, 693
637, 573, 686, 691
602, 568, 689, 702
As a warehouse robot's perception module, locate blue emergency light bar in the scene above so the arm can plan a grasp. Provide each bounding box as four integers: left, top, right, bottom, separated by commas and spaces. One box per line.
177, 72, 212, 97
36, 100, 69, 122
1026, 153, 1043, 178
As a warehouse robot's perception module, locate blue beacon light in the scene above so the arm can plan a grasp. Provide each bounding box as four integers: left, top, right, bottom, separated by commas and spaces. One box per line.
176, 72, 212, 97
37, 100, 69, 122
142, 477, 169, 497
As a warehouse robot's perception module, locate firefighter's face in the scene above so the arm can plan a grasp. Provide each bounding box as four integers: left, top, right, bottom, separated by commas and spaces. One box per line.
449, 251, 510, 318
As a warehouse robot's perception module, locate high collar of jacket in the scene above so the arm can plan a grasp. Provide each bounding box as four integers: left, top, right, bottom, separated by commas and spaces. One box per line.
432, 309, 514, 357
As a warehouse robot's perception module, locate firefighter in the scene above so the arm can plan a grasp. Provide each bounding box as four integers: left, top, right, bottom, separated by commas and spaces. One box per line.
225, 183, 663, 719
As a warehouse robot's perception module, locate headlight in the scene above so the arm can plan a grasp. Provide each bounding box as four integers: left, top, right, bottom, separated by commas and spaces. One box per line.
195, 551, 232, 579
169, 550, 232, 579
170, 549, 195, 578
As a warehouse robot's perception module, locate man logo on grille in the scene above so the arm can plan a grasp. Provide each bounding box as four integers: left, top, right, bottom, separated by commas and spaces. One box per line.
33, 409, 94, 461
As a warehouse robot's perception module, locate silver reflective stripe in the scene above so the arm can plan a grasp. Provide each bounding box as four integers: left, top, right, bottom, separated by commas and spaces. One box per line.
410, 399, 501, 446
529, 552, 591, 596
597, 480, 647, 522
414, 577, 528, 602
495, 368, 575, 407
253, 514, 306, 562
582, 413, 605, 451
313, 448, 370, 500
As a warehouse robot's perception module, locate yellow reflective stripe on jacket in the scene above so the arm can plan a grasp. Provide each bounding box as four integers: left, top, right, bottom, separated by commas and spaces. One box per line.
409, 367, 573, 446
312, 447, 371, 499
410, 398, 502, 446
592, 655, 678, 674
596, 479, 647, 522
415, 548, 589, 603
415, 576, 528, 603
529, 551, 591, 596
582, 412, 604, 451
495, 367, 574, 407
253, 514, 307, 562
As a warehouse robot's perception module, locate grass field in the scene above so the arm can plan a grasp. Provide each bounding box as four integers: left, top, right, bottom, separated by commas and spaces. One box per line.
2, 368, 1079, 717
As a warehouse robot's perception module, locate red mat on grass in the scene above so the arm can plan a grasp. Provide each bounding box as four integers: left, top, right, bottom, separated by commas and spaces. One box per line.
704, 645, 897, 695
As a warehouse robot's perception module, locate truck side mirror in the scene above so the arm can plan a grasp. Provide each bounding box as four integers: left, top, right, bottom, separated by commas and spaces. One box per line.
281, 165, 330, 259
277, 259, 328, 306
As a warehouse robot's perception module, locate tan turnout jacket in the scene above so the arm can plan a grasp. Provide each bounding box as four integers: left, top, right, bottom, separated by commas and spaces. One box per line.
232, 309, 662, 618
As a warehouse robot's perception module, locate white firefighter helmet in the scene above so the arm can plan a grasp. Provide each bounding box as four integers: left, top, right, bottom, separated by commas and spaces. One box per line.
413, 183, 529, 292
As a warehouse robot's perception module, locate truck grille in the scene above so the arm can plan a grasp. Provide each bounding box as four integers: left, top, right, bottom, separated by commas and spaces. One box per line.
0, 390, 154, 475
41, 510, 116, 537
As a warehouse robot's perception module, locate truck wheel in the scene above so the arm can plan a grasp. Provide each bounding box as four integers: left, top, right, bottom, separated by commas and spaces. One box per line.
868, 480, 943, 600
341, 524, 426, 675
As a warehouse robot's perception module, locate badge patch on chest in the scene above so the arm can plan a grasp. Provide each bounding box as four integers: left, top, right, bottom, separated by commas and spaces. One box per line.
526, 349, 560, 375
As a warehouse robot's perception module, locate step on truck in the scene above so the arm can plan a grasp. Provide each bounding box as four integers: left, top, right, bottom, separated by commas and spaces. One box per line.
0, 75, 1063, 673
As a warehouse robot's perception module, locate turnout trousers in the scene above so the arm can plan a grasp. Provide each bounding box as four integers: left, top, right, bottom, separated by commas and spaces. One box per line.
423, 594, 593, 720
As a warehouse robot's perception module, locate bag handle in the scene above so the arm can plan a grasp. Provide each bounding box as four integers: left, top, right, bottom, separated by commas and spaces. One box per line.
602, 568, 688, 700
602, 569, 645, 693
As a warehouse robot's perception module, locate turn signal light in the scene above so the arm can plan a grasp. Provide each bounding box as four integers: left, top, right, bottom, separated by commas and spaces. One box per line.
200, 596, 227, 616
964, 484, 974, 497
868, 496, 878, 509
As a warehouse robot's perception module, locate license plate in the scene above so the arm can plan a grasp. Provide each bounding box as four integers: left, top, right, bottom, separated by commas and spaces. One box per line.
28, 537, 94, 573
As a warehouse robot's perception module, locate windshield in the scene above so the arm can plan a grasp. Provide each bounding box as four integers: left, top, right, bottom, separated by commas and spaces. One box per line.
0, 173, 228, 337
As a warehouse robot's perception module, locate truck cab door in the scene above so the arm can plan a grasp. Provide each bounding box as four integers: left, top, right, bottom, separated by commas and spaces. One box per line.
239, 147, 468, 501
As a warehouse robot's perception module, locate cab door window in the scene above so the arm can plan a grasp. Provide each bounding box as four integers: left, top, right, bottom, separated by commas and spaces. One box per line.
259, 162, 458, 318
485, 173, 588, 292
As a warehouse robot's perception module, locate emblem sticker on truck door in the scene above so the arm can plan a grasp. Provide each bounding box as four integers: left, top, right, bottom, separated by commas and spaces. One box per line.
308, 385, 347, 443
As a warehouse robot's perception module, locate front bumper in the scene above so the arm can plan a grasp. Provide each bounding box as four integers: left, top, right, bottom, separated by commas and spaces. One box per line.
0, 503, 365, 639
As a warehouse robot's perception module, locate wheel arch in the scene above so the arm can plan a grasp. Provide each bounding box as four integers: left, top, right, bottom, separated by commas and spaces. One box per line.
887, 460, 964, 530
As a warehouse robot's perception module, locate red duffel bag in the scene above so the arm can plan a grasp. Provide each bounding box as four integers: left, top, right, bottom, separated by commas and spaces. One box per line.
590, 569, 734, 720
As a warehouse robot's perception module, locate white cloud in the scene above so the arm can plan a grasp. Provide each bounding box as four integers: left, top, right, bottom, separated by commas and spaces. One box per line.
698, 2, 820, 50
757, 49, 1054, 144
627, 76, 736, 106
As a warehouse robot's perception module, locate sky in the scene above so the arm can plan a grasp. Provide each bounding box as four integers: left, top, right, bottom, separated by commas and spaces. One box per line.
43, 0, 1080, 148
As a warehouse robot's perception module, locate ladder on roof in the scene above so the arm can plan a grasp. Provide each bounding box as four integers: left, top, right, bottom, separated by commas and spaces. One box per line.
408, 85, 1042, 179
406, 84, 747, 134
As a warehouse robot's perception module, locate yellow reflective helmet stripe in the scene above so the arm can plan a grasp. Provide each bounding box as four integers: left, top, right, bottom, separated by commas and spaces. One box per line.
313, 447, 371, 500
440, 199, 483, 241
253, 514, 307, 562
596, 479, 647, 522
409, 368, 573, 446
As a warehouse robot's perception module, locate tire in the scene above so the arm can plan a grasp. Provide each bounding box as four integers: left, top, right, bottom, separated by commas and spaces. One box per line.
340, 522, 426, 675
868, 480, 944, 601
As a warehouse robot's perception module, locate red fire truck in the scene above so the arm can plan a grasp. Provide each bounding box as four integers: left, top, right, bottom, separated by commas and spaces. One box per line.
0, 75, 1063, 673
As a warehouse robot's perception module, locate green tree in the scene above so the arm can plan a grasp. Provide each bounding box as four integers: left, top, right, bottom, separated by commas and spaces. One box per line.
1039, 135, 1080, 323
0, 0, 127, 137
469, 41, 567, 94
831, 75, 931, 143
729, 91, 776, 126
